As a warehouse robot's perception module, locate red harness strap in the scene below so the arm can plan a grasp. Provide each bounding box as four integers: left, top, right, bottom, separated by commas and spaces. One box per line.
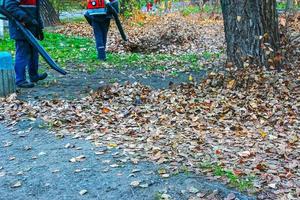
20, 0, 37, 6
87, 0, 105, 9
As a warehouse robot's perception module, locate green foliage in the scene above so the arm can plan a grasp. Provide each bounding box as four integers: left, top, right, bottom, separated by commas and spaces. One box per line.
119, 0, 147, 15
181, 4, 221, 16
123, 10, 134, 19
0, 32, 206, 74
276, 2, 300, 10
49, 0, 84, 13
154, 192, 163, 200
202, 4, 221, 13
181, 5, 200, 16
199, 162, 254, 191
277, 2, 287, 10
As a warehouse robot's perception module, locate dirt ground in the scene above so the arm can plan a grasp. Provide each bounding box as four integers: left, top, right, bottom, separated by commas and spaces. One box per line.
0, 69, 254, 200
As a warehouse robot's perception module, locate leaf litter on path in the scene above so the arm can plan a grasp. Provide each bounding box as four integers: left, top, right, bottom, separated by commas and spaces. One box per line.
2, 13, 300, 200
2, 63, 299, 199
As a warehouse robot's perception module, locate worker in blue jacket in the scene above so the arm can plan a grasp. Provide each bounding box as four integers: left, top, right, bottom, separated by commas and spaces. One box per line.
84, 0, 119, 61
5, 0, 47, 88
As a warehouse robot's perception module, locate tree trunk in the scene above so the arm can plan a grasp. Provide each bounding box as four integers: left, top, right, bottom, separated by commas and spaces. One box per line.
220, 0, 279, 68
40, 0, 60, 27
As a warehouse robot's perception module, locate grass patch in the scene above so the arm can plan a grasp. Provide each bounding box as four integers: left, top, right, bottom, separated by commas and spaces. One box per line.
0, 32, 211, 73
202, 4, 222, 14
199, 162, 255, 192
154, 192, 163, 200
181, 5, 201, 16
50, 0, 85, 12
181, 4, 221, 16
276, 2, 300, 10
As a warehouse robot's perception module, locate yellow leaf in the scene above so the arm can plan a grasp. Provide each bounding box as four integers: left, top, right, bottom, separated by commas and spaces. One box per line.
158, 168, 167, 174
189, 75, 193, 81
227, 80, 236, 89
108, 143, 117, 148
259, 129, 267, 138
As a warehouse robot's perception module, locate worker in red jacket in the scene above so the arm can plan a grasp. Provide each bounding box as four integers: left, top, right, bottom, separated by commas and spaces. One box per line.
146, 2, 152, 12
5, 0, 47, 88
84, 0, 119, 61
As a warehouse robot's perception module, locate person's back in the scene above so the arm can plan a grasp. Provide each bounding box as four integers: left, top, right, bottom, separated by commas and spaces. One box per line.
5, 0, 42, 40
84, 0, 119, 61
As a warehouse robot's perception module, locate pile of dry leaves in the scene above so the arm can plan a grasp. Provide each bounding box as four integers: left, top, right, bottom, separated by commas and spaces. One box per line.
54, 12, 225, 54
1, 62, 300, 199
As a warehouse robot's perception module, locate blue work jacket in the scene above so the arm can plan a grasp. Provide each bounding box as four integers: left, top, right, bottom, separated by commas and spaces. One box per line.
5, 0, 43, 40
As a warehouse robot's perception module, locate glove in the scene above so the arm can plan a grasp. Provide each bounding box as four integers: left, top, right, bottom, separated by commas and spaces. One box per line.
37, 29, 44, 41
24, 18, 39, 27
31, 19, 39, 26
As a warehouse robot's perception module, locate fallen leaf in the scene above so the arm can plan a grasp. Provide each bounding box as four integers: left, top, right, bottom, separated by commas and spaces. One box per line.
238, 151, 252, 158
69, 155, 86, 163
225, 193, 236, 200
227, 79, 236, 89
11, 181, 22, 188
130, 180, 140, 187
79, 189, 88, 195
108, 143, 117, 148
0, 171, 6, 177
259, 129, 267, 138
110, 164, 119, 168
140, 183, 149, 188
188, 186, 199, 194
161, 174, 170, 178
102, 107, 111, 114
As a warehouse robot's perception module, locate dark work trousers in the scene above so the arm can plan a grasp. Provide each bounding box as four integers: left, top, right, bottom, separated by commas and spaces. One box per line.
91, 18, 111, 60
14, 40, 39, 85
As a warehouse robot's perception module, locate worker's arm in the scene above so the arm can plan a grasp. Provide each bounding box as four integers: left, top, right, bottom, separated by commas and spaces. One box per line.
5, 0, 37, 26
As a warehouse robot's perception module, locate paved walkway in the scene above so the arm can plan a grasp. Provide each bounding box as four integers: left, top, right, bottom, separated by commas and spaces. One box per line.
0, 120, 254, 200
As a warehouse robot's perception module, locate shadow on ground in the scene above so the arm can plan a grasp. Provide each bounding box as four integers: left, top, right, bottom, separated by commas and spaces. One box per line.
17, 68, 207, 100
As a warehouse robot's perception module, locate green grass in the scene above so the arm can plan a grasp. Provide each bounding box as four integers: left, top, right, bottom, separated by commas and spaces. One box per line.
154, 192, 163, 200
276, 2, 300, 10
202, 4, 222, 14
181, 5, 221, 16
277, 2, 287, 10
181, 5, 201, 16
0, 32, 214, 74
199, 162, 255, 192
50, 0, 85, 12
0, 32, 97, 69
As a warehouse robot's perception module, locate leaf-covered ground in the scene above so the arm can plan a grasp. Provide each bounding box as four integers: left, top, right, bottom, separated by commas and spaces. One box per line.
54, 12, 225, 55
2, 61, 300, 200
1, 12, 300, 200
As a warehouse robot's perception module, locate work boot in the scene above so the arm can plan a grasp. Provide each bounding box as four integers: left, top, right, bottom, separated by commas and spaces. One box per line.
17, 81, 34, 88
30, 73, 48, 83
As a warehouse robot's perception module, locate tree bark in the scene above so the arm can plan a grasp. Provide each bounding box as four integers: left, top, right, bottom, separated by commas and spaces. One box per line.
220, 0, 279, 68
40, 0, 60, 27
285, 0, 294, 11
